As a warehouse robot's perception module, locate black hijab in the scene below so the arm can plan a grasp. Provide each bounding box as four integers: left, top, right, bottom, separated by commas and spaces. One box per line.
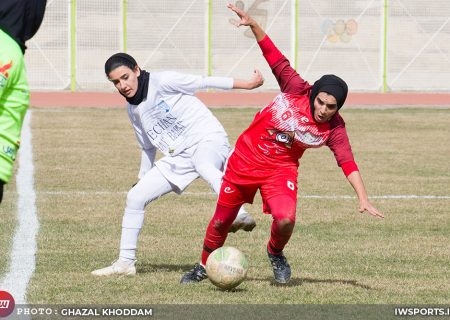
104, 53, 150, 105
309, 74, 348, 119
125, 70, 149, 105
0, 0, 47, 53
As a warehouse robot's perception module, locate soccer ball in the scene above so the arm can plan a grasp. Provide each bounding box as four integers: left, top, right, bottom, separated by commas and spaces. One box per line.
205, 246, 248, 290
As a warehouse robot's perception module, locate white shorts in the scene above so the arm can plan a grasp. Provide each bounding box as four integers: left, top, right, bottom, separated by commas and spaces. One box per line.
154, 137, 230, 193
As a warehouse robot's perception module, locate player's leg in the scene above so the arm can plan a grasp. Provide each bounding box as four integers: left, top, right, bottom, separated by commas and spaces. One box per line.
92, 166, 174, 276
0, 30, 29, 202
119, 166, 175, 261
180, 203, 241, 284
192, 140, 256, 232
266, 195, 297, 256
261, 175, 298, 284
181, 179, 255, 283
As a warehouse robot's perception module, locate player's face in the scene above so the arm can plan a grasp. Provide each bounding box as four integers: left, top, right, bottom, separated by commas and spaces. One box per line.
108, 65, 140, 98
313, 92, 338, 123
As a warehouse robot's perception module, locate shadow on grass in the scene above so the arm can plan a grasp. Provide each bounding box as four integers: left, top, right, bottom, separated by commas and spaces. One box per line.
139, 263, 371, 290
246, 276, 304, 287
247, 276, 373, 289
301, 277, 373, 290
139, 262, 248, 292
138, 262, 195, 273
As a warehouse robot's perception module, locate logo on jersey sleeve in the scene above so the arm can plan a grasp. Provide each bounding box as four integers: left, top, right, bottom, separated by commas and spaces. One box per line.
0, 61, 12, 88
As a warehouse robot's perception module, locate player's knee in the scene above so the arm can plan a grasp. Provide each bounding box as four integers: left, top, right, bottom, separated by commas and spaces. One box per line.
277, 217, 295, 234
196, 165, 223, 193
272, 208, 296, 234
210, 217, 234, 234
196, 164, 222, 183
126, 187, 149, 210
267, 195, 297, 225
272, 205, 296, 222
209, 204, 239, 232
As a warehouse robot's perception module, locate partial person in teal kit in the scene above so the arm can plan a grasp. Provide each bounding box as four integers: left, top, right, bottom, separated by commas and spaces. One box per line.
0, 0, 47, 203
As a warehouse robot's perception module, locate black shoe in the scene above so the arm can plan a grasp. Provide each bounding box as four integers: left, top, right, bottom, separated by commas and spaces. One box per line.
180, 263, 208, 284
267, 250, 291, 284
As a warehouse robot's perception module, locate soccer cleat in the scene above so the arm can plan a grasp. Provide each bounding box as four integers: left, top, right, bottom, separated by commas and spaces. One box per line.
229, 213, 256, 233
267, 250, 291, 284
180, 263, 208, 284
91, 259, 136, 276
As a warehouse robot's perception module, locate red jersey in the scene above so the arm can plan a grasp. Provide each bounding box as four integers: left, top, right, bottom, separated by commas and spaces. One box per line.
227, 35, 356, 180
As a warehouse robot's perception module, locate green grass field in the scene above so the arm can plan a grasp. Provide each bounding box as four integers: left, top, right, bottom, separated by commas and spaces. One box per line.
1, 107, 449, 315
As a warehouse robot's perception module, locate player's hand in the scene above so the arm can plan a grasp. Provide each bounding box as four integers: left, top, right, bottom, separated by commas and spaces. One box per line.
249, 69, 264, 89
228, 3, 253, 27
358, 199, 384, 218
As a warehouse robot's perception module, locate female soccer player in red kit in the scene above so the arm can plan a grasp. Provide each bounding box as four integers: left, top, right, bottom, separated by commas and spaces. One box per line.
181, 3, 384, 284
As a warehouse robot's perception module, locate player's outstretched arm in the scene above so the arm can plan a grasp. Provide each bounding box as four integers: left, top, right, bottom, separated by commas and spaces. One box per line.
346, 171, 384, 218
228, 3, 308, 94
233, 69, 264, 90
228, 3, 266, 42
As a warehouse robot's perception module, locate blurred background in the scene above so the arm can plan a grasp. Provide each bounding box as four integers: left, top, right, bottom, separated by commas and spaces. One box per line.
25, 0, 450, 92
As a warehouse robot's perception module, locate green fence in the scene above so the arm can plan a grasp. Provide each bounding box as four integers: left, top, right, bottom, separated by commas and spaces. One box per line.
25, 0, 450, 92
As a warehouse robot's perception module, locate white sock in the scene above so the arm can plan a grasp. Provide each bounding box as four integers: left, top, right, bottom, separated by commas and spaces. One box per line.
119, 208, 145, 262
119, 229, 140, 262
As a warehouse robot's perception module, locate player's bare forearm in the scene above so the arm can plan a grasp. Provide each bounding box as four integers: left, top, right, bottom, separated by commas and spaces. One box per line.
347, 171, 368, 202
233, 69, 264, 90
228, 3, 266, 42
347, 171, 384, 218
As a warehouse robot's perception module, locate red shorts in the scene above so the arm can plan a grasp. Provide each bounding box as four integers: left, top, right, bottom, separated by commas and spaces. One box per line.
218, 154, 298, 214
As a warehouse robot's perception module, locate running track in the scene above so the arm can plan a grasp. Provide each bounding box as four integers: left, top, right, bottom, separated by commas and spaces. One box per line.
30, 91, 450, 108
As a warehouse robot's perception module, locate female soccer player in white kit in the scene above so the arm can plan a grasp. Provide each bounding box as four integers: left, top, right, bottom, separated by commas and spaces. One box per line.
92, 53, 263, 276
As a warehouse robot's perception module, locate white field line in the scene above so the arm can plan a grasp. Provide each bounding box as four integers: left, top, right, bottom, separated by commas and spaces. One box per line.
0, 111, 38, 305
36, 190, 450, 200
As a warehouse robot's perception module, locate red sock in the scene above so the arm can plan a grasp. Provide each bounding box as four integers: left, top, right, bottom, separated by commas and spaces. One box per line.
266, 195, 297, 255
201, 204, 240, 265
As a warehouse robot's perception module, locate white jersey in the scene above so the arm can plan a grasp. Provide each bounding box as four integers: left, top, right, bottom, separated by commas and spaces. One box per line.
127, 71, 233, 158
